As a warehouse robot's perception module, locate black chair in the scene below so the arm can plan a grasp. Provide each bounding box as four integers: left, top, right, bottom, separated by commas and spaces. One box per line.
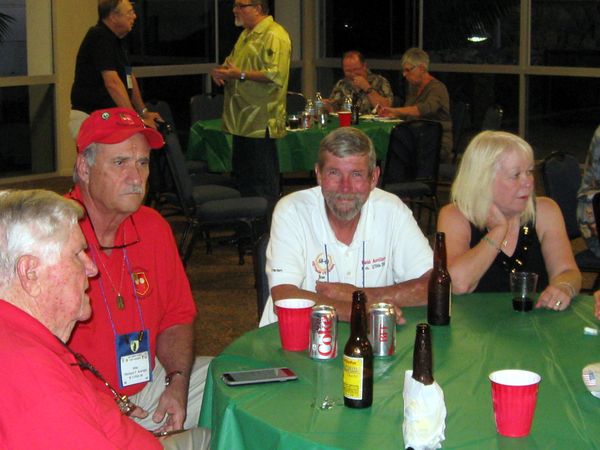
190, 93, 225, 123
482, 105, 503, 131
252, 233, 270, 322
381, 120, 443, 234
160, 125, 267, 266
145, 101, 237, 204
540, 151, 600, 292
438, 101, 469, 182
286, 91, 306, 116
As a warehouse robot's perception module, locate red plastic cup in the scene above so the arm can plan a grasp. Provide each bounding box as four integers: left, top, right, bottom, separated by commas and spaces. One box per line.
275, 299, 315, 351
338, 111, 352, 127
489, 370, 541, 437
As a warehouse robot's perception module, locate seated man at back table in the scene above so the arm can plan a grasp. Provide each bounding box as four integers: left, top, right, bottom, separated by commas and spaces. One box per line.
323, 51, 394, 115
259, 128, 433, 326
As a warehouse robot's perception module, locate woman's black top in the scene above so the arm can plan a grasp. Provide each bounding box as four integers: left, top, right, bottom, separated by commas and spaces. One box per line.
469, 222, 549, 292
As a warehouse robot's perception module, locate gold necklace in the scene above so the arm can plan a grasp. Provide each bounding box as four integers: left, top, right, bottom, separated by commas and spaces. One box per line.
96, 247, 127, 310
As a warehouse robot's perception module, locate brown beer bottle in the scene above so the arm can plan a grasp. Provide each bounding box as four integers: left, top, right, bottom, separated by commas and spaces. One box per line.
343, 290, 373, 408
428, 232, 451, 326
412, 323, 434, 385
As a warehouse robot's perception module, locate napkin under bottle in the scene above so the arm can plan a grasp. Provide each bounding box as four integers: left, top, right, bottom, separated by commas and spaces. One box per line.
402, 370, 447, 450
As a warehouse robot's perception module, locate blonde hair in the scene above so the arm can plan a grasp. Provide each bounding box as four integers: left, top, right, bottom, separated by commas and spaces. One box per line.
451, 131, 536, 230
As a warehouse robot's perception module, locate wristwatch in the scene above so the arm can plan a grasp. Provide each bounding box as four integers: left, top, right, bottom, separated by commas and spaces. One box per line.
165, 370, 184, 386
365, 87, 373, 94
240, 72, 246, 82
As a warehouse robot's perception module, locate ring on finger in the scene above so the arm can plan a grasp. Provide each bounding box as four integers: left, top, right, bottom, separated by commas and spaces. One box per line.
555, 300, 562, 308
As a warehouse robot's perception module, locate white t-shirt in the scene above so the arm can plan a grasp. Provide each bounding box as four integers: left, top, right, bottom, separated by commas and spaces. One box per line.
259, 186, 433, 326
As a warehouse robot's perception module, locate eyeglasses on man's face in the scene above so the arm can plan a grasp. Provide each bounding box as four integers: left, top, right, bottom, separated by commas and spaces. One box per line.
233, 2, 254, 9
402, 65, 418, 74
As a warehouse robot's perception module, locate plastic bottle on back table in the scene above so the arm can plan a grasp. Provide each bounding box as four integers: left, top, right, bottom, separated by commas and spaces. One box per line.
314, 92, 324, 117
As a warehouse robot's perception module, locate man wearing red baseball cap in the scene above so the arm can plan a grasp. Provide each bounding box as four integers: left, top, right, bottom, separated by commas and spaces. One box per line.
67, 107, 212, 445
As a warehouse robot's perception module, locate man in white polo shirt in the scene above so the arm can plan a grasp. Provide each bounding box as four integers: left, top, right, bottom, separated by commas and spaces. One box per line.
260, 127, 433, 326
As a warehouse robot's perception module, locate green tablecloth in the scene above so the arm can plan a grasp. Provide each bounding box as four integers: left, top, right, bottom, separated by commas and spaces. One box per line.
199, 294, 600, 449
186, 118, 397, 173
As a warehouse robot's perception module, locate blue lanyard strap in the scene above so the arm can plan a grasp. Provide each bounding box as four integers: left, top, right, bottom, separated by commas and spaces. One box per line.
90, 246, 147, 338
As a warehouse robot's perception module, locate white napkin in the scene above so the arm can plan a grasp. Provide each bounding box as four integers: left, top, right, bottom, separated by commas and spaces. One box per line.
402, 370, 447, 450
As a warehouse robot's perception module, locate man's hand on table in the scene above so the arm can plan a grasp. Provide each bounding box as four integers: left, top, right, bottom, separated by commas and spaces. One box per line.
315, 281, 406, 325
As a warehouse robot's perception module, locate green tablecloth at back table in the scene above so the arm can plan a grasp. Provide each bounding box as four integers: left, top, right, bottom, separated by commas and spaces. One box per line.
199, 293, 600, 450
186, 118, 397, 173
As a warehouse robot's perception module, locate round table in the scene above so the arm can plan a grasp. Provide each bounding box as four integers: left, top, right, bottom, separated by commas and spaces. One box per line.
199, 293, 600, 449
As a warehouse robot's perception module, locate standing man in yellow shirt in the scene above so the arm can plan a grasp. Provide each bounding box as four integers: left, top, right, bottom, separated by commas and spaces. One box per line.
211, 0, 291, 216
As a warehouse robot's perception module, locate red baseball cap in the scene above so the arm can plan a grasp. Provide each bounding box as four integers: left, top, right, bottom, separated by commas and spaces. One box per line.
76, 107, 164, 153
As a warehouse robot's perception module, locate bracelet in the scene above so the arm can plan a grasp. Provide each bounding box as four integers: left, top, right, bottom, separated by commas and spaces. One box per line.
481, 237, 501, 253
554, 281, 576, 299
165, 370, 184, 386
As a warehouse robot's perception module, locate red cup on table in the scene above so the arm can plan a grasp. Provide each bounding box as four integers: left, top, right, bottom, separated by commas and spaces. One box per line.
489, 369, 541, 437
338, 111, 352, 127
275, 299, 315, 351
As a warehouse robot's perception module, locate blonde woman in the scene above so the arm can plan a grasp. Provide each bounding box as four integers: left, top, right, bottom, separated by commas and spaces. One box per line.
438, 131, 581, 311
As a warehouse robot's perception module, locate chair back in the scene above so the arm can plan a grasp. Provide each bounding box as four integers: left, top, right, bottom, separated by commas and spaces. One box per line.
286, 91, 306, 116
162, 126, 197, 220
449, 101, 469, 162
540, 151, 582, 240
482, 105, 503, 131
382, 120, 443, 187
146, 100, 177, 132
190, 93, 224, 124
253, 233, 270, 321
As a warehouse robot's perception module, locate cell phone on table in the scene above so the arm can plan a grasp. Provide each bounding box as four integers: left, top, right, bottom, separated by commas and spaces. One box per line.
221, 367, 298, 386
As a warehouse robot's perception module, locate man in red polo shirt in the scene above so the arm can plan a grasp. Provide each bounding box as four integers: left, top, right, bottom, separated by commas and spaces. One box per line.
68, 107, 211, 436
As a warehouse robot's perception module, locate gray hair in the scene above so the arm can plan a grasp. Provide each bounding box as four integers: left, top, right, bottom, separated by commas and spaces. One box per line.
98, 0, 123, 20
252, 0, 269, 14
401, 47, 430, 72
317, 127, 377, 175
451, 131, 536, 230
73, 143, 101, 184
0, 189, 83, 287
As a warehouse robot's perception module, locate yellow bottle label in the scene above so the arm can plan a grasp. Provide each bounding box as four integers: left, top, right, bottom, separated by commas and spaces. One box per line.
343, 354, 364, 400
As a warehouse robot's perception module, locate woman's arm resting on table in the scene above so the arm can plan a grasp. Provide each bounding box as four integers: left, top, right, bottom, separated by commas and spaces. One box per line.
535, 197, 582, 311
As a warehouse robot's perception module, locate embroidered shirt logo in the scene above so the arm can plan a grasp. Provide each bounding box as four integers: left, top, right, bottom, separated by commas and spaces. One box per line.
312, 252, 335, 275
132, 271, 149, 296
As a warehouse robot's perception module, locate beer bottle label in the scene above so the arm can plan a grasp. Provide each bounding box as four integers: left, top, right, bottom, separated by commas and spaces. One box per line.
343, 355, 364, 400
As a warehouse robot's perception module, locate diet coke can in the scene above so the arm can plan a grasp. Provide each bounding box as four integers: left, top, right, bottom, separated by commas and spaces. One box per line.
309, 305, 338, 360
369, 303, 396, 357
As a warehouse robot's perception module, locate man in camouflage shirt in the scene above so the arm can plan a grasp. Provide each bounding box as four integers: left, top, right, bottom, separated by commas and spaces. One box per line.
324, 51, 394, 115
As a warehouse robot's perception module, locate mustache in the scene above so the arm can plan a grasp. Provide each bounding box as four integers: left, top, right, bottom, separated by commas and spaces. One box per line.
119, 186, 144, 195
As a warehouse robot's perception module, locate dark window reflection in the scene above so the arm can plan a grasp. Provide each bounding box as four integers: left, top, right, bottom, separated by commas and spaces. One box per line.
128, 0, 216, 65
424, 0, 520, 65
322, 0, 413, 58
532, 1, 600, 67
0, 85, 56, 178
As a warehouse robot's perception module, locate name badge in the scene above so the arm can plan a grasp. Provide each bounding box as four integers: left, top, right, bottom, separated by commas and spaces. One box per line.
116, 330, 152, 388
126, 66, 133, 89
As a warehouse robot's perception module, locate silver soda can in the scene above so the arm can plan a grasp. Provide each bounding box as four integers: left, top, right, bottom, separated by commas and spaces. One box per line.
369, 303, 396, 357
309, 305, 338, 360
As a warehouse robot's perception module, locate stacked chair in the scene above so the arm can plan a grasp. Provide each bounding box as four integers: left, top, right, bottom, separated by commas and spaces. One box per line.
381, 120, 443, 234
147, 101, 268, 266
